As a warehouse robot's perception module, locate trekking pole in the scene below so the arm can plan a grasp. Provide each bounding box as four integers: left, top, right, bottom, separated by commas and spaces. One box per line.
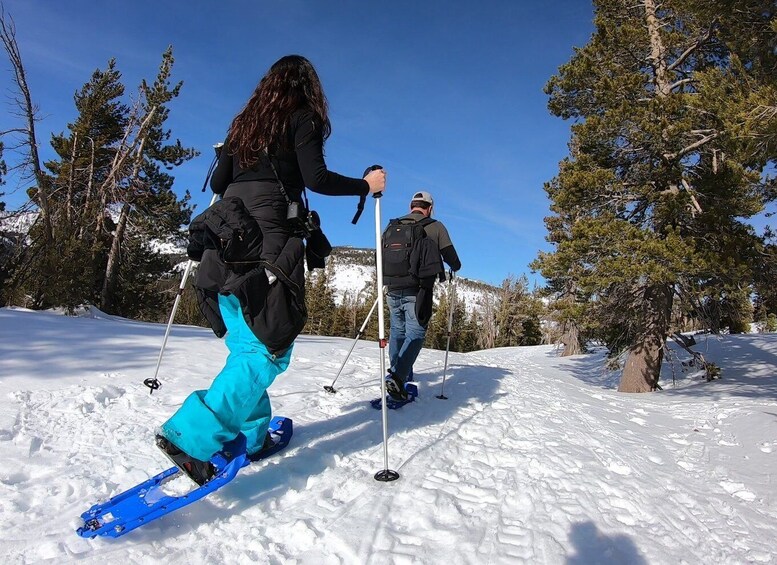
436, 270, 457, 400
323, 296, 379, 394
365, 165, 399, 482
143, 144, 222, 395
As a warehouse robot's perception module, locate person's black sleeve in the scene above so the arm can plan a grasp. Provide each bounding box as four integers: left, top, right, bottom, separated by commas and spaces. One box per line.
441, 245, 461, 272
294, 113, 369, 197
210, 139, 233, 195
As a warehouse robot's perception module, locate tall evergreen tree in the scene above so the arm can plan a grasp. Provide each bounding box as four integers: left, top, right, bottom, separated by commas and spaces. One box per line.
2, 45, 195, 316
31, 61, 129, 310
99, 47, 196, 314
531, 209, 590, 355
535, 0, 775, 392
518, 289, 545, 346
2, 60, 129, 309
426, 289, 452, 350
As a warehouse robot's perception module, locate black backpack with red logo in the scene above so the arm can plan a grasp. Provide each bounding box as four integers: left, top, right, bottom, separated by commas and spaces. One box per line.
382, 216, 443, 289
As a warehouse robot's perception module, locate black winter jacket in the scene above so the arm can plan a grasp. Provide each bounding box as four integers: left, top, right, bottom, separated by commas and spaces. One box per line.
193, 108, 370, 354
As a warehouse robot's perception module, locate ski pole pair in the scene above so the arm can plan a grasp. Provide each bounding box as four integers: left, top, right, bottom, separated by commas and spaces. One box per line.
325, 271, 458, 400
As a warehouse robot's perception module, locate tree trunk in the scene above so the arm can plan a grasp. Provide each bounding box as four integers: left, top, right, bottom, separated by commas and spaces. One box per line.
617, 0, 677, 392
100, 201, 129, 312
619, 283, 674, 392
558, 286, 582, 356
66, 131, 77, 224
79, 137, 95, 241
560, 319, 581, 357
99, 133, 148, 312
644, 0, 672, 98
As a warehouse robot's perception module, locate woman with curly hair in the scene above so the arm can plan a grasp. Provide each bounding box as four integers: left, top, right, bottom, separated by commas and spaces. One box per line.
157, 55, 386, 484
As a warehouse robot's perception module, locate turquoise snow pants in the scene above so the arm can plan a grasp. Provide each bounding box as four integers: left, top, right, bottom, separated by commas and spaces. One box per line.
161, 293, 292, 461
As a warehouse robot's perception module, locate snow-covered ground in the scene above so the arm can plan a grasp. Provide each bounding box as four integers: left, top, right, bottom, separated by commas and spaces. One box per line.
0, 307, 775, 564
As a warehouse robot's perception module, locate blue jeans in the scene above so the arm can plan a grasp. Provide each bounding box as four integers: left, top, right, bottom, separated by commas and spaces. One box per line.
387, 289, 428, 382
161, 294, 292, 461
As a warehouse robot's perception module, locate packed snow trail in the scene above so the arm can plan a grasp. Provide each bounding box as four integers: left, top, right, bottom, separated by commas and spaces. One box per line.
0, 307, 775, 563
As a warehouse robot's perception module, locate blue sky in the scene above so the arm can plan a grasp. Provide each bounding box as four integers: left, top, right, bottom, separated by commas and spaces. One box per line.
0, 0, 594, 287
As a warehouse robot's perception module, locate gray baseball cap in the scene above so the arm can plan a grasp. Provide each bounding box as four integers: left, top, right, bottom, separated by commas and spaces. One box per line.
411, 190, 434, 206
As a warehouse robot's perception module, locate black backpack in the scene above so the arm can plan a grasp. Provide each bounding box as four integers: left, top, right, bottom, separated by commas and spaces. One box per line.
382, 216, 443, 289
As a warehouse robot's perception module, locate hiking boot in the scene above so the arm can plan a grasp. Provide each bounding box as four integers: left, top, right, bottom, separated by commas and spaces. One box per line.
247, 431, 276, 462
155, 434, 216, 486
385, 373, 408, 401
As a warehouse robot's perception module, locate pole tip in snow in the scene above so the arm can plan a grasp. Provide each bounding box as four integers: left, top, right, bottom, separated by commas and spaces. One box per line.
323, 385, 337, 394
374, 469, 400, 482
144, 378, 161, 395
436, 394, 448, 400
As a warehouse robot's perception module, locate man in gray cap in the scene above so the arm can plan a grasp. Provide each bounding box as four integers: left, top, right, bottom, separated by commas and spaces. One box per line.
381, 190, 461, 401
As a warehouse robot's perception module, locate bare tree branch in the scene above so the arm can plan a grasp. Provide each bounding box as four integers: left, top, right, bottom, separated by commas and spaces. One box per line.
663, 132, 719, 161
0, 7, 52, 241
669, 78, 694, 91
0, 127, 27, 136
667, 20, 717, 72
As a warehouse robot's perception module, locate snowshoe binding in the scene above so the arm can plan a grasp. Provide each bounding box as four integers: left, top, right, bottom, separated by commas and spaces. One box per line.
155, 435, 216, 486
385, 372, 409, 401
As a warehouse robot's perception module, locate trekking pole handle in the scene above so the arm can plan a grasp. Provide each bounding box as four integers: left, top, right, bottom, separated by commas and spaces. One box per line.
364, 164, 384, 199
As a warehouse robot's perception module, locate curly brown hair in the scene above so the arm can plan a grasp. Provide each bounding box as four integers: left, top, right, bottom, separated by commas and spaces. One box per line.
227, 55, 331, 169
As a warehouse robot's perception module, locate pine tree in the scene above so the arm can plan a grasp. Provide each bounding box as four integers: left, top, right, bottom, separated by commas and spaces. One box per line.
31, 61, 129, 310
519, 289, 544, 346
99, 47, 196, 314
47, 59, 127, 228
2, 43, 196, 316
2, 59, 128, 310
536, 0, 775, 392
